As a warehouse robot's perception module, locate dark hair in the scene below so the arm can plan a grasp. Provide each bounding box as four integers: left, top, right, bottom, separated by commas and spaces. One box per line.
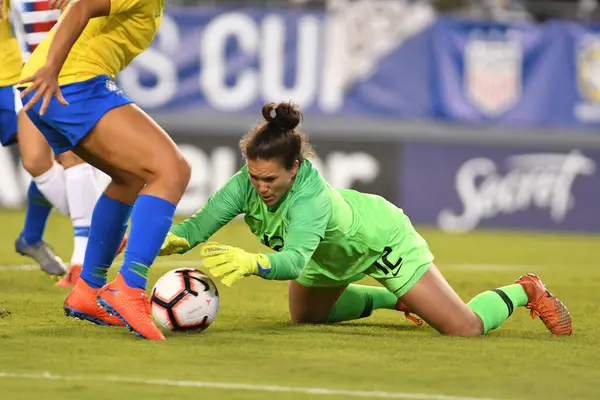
239, 102, 314, 170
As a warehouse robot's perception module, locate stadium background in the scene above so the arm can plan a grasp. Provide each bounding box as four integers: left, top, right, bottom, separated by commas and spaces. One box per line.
2, 0, 600, 234
1, 1, 599, 399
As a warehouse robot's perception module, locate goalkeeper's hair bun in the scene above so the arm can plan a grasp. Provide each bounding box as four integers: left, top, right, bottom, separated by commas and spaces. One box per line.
239, 101, 314, 170
261, 102, 302, 131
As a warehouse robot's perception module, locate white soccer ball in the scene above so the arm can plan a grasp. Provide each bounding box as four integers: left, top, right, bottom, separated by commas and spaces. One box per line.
150, 268, 219, 332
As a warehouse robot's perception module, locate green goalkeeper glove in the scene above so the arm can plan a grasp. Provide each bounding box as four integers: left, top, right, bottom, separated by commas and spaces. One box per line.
199, 242, 272, 287
159, 232, 191, 256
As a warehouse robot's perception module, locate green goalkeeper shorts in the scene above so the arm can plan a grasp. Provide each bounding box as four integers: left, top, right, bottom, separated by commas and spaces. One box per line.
296, 220, 434, 297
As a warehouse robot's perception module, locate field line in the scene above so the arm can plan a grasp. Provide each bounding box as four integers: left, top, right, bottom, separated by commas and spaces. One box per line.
0, 371, 500, 400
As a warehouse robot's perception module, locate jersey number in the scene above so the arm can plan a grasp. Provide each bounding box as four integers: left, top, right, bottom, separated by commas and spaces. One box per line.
372, 246, 403, 276
263, 235, 285, 252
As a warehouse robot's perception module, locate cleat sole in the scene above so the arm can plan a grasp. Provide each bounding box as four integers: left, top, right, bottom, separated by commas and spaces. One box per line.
64, 307, 113, 326
97, 298, 146, 339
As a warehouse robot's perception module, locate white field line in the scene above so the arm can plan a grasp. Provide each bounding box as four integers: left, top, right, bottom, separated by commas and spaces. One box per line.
0, 371, 500, 400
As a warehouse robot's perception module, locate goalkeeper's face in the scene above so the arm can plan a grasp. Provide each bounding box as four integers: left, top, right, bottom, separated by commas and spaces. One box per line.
248, 158, 300, 206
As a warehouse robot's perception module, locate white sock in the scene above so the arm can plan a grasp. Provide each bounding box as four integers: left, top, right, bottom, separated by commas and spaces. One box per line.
64, 163, 100, 266
32, 162, 69, 215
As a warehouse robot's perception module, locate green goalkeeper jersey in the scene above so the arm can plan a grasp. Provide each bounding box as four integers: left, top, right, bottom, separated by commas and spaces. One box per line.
171, 159, 411, 281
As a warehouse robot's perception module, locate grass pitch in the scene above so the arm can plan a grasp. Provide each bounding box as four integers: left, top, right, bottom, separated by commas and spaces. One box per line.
0, 209, 598, 400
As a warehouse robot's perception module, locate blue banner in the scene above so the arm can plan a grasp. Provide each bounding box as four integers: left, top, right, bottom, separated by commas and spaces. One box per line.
117, 5, 432, 118
118, 7, 600, 128
430, 18, 600, 128
401, 142, 600, 233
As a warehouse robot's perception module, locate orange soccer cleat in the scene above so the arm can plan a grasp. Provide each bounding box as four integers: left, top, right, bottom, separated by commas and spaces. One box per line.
64, 279, 125, 326
97, 273, 165, 340
56, 264, 82, 288
516, 273, 572, 336
56, 235, 128, 288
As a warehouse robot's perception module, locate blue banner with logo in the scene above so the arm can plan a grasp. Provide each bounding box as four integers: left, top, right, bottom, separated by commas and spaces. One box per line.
430, 18, 600, 128
119, 7, 600, 128
401, 142, 600, 233
117, 5, 433, 118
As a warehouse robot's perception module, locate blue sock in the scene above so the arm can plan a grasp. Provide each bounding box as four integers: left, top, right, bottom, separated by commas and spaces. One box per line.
120, 195, 176, 290
21, 182, 52, 245
80, 193, 132, 289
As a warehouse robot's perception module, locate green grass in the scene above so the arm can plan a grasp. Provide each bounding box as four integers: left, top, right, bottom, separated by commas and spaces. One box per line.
0, 209, 599, 400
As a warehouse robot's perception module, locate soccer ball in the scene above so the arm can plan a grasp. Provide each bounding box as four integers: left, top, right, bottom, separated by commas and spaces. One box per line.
150, 268, 219, 332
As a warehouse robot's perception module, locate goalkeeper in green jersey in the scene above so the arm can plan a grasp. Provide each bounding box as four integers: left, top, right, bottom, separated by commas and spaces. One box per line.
161, 101, 572, 336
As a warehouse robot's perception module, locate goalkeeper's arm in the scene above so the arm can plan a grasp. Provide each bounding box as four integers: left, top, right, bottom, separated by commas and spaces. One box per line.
262, 231, 322, 280
168, 170, 248, 250
261, 194, 330, 280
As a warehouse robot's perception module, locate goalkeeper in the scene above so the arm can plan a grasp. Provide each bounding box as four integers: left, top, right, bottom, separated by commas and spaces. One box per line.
161, 101, 572, 337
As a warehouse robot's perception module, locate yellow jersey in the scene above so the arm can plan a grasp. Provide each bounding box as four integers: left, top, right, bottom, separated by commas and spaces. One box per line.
21, 0, 164, 86
0, 0, 24, 87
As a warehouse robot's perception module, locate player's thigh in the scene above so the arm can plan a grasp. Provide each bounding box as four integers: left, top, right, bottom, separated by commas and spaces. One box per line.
288, 280, 347, 324
78, 104, 190, 191
20, 76, 190, 200
400, 264, 483, 336
55, 150, 85, 169
74, 145, 145, 205
17, 110, 54, 176
366, 214, 435, 298
291, 259, 368, 323
366, 214, 481, 335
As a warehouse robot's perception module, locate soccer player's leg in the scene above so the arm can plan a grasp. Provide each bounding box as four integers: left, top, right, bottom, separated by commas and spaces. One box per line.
54, 156, 129, 288
373, 217, 571, 336
515, 273, 572, 335
61, 156, 137, 327
397, 265, 572, 336
397, 264, 485, 335
15, 182, 67, 276
291, 264, 407, 324
54, 151, 100, 288
19, 91, 125, 326
82, 104, 190, 341
22, 76, 189, 339
4, 88, 64, 276
15, 110, 68, 276
288, 280, 347, 323
17, 111, 70, 214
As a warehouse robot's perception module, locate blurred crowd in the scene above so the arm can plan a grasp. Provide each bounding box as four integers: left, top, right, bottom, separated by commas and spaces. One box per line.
167, 0, 599, 23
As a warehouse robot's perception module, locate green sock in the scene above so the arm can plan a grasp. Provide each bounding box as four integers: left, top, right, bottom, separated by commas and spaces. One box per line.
467, 284, 529, 335
326, 284, 398, 323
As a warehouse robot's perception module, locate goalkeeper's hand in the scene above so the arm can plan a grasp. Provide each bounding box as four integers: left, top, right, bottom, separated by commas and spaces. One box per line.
159, 232, 191, 256
199, 242, 271, 287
